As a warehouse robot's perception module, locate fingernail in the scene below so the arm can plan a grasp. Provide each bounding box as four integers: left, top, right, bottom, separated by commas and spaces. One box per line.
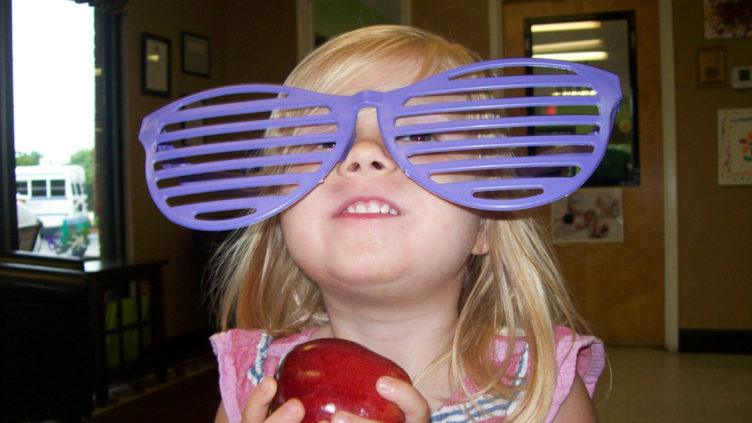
332, 413, 350, 423
258, 377, 270, 391
377, 377, 394, 394
283, 400, 301, 418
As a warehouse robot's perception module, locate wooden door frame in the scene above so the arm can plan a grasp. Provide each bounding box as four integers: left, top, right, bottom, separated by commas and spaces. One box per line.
296, 0, 412, 62
491, 0, 679, 351
658, 0, 678, 352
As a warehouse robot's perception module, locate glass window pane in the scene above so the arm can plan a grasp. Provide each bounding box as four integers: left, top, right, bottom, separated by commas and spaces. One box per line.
12, 0, 98, 257
31, 180, 46, 198
50, 179, 66, 197
16, 180, 28, 195
527, 15, 638, 186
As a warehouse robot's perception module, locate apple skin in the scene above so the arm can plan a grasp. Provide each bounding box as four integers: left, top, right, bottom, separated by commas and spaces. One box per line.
271, 338, 412, 423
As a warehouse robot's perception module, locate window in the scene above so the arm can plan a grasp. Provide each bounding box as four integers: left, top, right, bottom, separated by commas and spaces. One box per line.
31, 180, 46, 198
524, 11, 640, 186
0, 0, 124, 258
16, 180, 27, 196
50, 179, 66, 197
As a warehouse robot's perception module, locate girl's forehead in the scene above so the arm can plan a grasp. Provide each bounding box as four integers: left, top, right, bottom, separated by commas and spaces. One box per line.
335, 59, 423, 95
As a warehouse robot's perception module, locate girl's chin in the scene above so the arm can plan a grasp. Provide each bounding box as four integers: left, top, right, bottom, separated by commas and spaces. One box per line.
312, 263, 410, 292
318, 282, 418, 309
321, 268, 406, 289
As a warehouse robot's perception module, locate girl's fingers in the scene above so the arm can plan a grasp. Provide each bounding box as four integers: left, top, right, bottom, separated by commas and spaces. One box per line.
241, 377, 304, 423
329, 411, 376, 423
328, 376, 431, 423
266, 398, 305, 423
375, 376, 431, 423
241, 377, 277, 423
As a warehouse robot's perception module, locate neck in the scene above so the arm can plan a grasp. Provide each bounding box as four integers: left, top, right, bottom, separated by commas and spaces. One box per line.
311, 278, 464, 411
313, 284, 461, 381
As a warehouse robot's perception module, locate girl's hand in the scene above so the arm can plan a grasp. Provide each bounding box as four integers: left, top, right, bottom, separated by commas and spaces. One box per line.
330, 376, 430, 423
241, 377, 305, 423
239, 375, 428, 423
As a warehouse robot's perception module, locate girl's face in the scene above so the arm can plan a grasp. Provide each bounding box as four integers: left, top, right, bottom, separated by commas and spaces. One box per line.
280, 59, 489, 306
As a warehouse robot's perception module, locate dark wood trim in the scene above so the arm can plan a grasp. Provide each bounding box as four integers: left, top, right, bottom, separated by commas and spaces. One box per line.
95, 10, 126, 259
0, 0, 18, 252
679, 329, 752, 354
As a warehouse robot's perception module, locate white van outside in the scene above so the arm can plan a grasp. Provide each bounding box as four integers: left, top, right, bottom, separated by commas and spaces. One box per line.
15, 165, 89, 229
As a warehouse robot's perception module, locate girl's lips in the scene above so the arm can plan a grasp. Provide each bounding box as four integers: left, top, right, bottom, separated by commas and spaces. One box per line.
334, 196, 401, 217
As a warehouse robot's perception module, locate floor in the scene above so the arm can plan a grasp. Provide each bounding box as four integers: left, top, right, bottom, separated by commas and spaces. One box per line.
88, 347, 752, 423
593, 347, 752, 422
91, 354, 219, 423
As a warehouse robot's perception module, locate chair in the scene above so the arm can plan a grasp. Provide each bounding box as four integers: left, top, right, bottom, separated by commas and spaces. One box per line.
17, 221, 42, 251
0, 253, 167, 421
0, 262, 93, 421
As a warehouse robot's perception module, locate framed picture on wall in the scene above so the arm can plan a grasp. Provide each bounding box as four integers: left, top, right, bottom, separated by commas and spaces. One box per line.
697, 46, 727, 88
181, 32, 211, 77
551, 188, 624, 243
704, 0, 752, 39
718, 108, 752, 185
141, 33, 171, 97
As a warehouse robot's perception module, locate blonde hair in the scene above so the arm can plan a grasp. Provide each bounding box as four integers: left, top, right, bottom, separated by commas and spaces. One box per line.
209, 25, 589, 422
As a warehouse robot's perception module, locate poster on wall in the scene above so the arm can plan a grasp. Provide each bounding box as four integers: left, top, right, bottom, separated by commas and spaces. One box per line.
551, 188, 624, 243
704, 0, 752, 39
718, 108, 752, 185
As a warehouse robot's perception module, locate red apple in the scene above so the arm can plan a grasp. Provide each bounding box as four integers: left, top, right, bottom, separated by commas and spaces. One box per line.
271, 338, 412, 423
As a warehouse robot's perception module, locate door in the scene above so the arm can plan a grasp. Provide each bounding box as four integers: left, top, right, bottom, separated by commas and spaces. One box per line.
502, 0, 664, 346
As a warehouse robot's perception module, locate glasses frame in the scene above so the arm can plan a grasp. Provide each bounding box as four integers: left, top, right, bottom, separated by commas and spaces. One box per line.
139, 57, 622, 231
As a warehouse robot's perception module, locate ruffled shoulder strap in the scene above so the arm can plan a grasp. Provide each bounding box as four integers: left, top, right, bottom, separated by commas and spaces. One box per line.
476, 326, 603, 422
210, 329, 315, 423
545, 326, 605, 422
210, 329, 272, 423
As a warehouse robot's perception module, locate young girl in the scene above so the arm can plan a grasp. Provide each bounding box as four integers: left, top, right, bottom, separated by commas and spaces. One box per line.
207, 25, 605, 423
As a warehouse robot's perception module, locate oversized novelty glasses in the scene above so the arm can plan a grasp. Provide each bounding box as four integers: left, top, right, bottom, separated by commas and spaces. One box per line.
139, 58, 621, 231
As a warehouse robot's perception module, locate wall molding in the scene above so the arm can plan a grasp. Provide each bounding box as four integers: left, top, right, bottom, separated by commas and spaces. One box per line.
659, 0, 679, 352
488, 0, 503, 58
679, 330, 752, 354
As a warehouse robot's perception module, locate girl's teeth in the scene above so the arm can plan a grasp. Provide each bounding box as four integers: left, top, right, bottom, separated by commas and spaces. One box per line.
367, 201, 381, 213
343, 201, 398, 215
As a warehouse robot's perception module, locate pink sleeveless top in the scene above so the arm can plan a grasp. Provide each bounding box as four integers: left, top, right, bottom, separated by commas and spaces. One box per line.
210, 326, 604, 423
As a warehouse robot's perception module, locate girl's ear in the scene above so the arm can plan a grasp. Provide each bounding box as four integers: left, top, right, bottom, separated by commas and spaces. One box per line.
471, 225, 490, 256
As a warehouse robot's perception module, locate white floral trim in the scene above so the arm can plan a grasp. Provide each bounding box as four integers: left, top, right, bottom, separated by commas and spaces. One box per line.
431, 343, 529, 422
246, 332, 273, 385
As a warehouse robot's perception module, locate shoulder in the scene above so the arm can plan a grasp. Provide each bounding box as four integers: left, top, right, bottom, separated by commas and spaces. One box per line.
210, 328, 315, 423
210, 329, 273, 382
548, 326, 605, 422
550, 326, 605, 400
489, 326, 605, 422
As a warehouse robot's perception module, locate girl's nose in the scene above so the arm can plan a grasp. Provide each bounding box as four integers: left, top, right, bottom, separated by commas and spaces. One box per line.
336, 109, 397, 177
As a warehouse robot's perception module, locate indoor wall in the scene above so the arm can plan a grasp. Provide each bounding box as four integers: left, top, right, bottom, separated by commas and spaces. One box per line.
500, 0, 664, 346
121, 0, 298, 338
119, 0, 750, 348
672, 1, 752, 336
